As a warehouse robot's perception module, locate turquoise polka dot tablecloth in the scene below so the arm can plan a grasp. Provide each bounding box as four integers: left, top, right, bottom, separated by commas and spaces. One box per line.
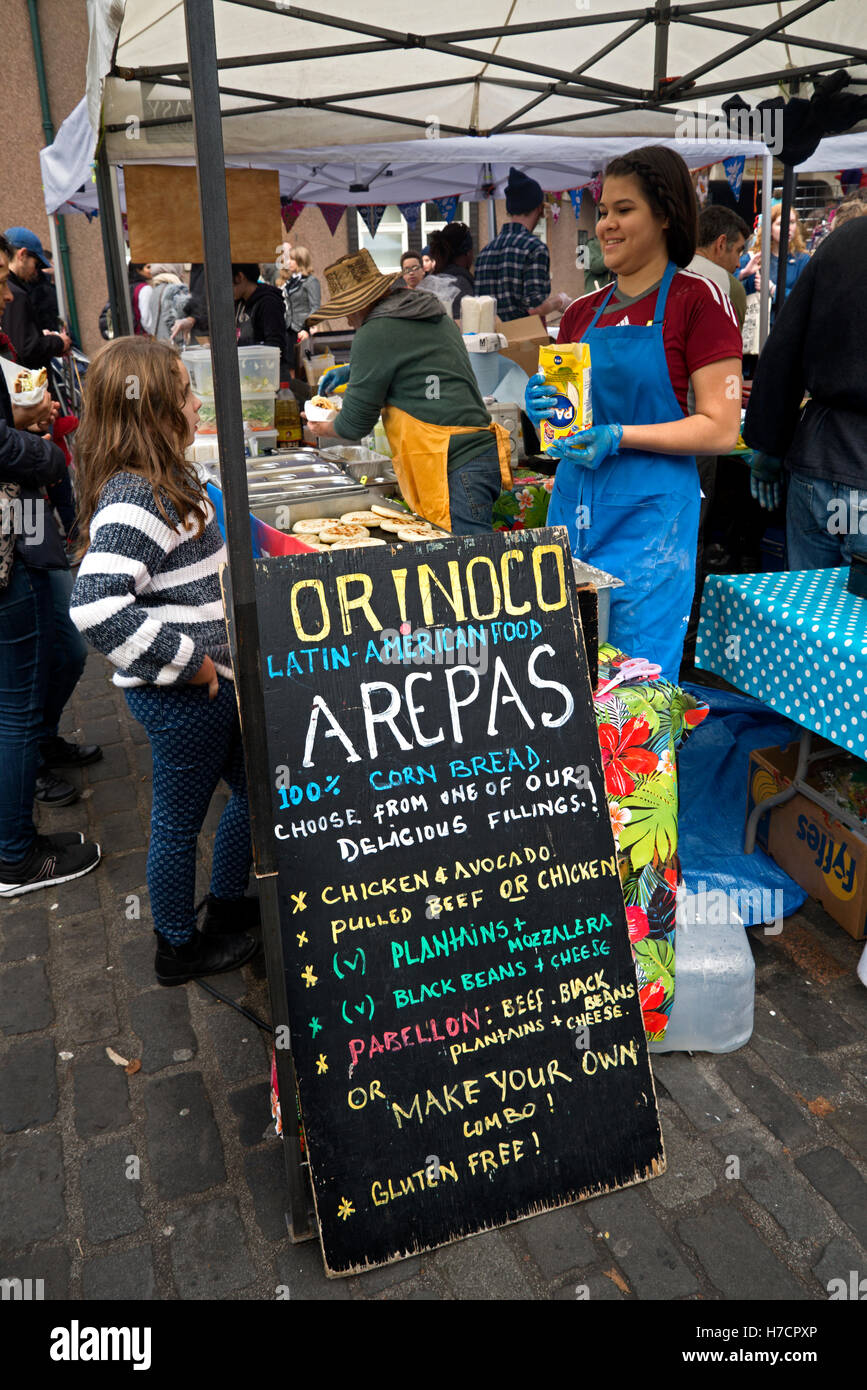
696, 568, 867, 758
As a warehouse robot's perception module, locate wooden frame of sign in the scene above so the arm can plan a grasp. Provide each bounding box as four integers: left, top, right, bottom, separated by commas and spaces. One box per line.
125, 165, 282, 264
232, 527, 664, 1276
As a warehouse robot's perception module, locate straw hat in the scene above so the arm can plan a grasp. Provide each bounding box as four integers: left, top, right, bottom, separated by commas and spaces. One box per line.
306, 249, 402, 323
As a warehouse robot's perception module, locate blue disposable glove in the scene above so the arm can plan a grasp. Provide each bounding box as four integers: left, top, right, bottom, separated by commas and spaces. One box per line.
548, 424, 624, 470
749, 451, 781, 511
524, 372, 559, 428
318, 363, 350, 394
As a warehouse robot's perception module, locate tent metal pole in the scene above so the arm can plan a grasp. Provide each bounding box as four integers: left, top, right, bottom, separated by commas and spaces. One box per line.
506, 102, 687, 133
181, 0, 313, 1244
652, 0, 671, 96
125, 43, 645, 100
680, 11, 867, 63
228, 0, 658, 41
664, 0, 831, 97
46, 215, 67, 324
774, 165, 797, 311
490, 15, 648, 135
435, 0, 763, 27
107, 100, 475, 138
758, 151, 773, 351
677, 0, 791, 12
680, 55, 863, 103
94, 145, 133, 338
145, 69, 641, 111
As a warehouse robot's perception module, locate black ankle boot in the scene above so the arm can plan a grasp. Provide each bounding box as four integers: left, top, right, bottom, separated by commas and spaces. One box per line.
200, 893, 261, 936
154, 929, 259, 986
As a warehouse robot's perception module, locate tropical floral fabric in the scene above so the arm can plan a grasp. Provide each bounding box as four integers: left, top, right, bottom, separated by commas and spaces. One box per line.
493, 468, 555, 532
594, 644, 709, 1042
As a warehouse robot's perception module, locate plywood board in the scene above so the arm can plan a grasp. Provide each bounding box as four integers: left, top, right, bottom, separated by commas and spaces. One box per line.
125, 165, 281, 263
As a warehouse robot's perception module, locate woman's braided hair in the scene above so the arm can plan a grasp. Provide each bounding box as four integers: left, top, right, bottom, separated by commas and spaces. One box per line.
603, 145, 699, 267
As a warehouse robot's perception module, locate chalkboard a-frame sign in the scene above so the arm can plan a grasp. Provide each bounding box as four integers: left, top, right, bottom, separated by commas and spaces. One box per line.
243, 527, 664, 1275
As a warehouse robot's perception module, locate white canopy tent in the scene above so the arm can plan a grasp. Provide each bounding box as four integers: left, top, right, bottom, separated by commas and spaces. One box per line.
45, 2, 867, 218
87, 0, 867, 153
67, 0, 867, 344
44, 120, 775, 215
40, 102, 867, 218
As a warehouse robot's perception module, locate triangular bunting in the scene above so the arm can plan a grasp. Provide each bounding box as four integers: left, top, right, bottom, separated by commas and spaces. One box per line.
546, 191, 564, 223
587, 172, 603, 203
357, 205, 386, 239
319, 203, 347, 235
722, 156, 746, 200
397, 201, 421, 229
569, 189, 584, 220
280, 199, 305, 232
432, 195, 458, 222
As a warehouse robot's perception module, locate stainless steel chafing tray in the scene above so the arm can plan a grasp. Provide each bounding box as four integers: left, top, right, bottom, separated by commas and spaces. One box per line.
251, 487, 448, 539
571, 559, 624, 646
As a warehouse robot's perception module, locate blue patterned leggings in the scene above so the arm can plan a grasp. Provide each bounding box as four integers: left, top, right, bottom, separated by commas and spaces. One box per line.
125, 677, 252, 943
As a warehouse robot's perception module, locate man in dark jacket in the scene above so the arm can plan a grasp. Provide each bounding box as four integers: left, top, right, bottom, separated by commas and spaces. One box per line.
232, 263, 291, 379
0, 238, 100, 895
2, 227, 70, 368
744, 217, 867, 567
29, 265, 61, 334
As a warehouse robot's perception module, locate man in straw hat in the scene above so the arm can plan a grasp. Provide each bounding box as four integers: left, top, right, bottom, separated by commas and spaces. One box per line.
308, 249, 512, 534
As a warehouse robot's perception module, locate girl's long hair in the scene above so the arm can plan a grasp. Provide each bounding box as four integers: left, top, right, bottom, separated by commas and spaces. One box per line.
753, 204, 807, 257
602, 145, 699, 267
74, 336, 208, 558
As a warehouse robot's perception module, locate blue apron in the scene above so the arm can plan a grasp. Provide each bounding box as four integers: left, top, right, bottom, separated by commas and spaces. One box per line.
547, 261, 700, 683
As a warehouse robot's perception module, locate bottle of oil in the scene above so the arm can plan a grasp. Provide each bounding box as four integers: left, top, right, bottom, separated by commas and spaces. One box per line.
275, 383, 303, 446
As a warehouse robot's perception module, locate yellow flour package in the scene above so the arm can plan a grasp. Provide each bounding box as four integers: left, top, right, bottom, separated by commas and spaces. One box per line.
538, 343, 592, 453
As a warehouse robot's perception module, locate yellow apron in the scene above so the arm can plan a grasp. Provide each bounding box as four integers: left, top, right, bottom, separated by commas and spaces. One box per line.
381, 405, 513, 532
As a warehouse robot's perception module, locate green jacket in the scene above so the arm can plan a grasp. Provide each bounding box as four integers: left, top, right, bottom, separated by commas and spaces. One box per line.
335, 297, 492, 472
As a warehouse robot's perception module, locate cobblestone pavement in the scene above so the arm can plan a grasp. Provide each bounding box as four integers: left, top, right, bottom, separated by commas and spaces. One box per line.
1, 651, 865, 1301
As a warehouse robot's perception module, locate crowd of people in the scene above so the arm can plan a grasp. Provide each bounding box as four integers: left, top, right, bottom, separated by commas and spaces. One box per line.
1, 152, 865, 984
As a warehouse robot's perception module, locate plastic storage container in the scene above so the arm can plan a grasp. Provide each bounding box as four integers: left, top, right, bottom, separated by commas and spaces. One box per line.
182, 345, 280, 398
196, 394, 276, 433
648, 889, 755, 1053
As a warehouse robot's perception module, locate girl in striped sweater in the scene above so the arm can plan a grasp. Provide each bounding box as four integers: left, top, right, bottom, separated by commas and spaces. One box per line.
70, 338, 259, 986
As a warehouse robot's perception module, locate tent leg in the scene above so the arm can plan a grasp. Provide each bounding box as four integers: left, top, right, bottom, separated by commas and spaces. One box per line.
774, 163, 796, 312
758, 151, 773, 351
46, 216, 67, 324
95, 146, 132, 337
182, 0, 314, 1244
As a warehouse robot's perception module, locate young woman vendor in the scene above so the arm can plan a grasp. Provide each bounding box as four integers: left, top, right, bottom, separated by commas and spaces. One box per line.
526, 146, 742, 682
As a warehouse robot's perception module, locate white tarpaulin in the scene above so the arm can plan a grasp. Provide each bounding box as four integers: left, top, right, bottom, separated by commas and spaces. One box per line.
41, 113, 867, 219
43, 2, 866, 216
87, 0, 867, 158
42, 130, 777, 215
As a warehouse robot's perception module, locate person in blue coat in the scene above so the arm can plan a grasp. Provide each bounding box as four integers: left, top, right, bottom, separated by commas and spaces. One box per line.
737, 203, 811, 320
525, 146, 743, 682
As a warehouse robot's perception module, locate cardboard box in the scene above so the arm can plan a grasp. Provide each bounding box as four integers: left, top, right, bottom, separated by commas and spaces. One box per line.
494, 314, 550, 374
746, 743, 867, 939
